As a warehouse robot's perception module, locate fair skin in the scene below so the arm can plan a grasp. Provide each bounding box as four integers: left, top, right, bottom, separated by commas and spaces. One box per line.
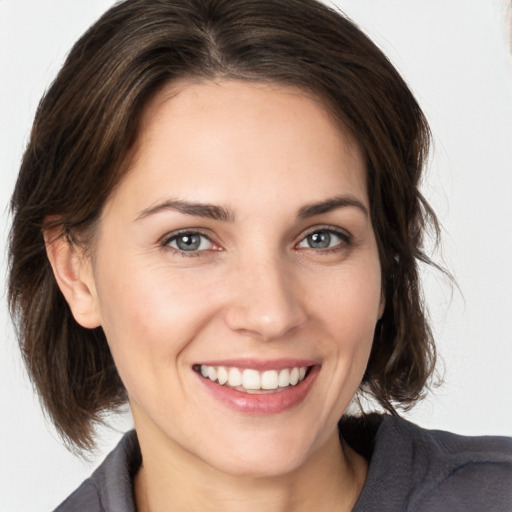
47, 80, 384, 511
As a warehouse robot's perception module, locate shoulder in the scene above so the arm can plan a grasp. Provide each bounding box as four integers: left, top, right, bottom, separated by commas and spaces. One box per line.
53, 430, 140, 512
53, 478, 103, 512
346, 414, 512, 512
402, 417, 512, 511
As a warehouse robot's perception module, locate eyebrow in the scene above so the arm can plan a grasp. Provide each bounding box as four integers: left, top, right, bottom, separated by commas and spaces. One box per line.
298, 195, 368, 218
135, 200, 235, 222
135, 194, 368, 223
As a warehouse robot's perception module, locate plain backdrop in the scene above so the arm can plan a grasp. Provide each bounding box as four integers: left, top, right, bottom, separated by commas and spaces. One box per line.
1, 1, 511, 510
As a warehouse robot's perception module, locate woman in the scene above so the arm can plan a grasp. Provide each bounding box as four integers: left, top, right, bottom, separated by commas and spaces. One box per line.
7, 0, 511, 510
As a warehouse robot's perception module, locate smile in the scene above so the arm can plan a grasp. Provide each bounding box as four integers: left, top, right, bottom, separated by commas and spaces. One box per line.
193, 361, 319, 414
196, 364, 309, 393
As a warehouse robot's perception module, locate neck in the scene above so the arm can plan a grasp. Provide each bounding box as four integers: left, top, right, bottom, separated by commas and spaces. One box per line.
134, 425, 367, 512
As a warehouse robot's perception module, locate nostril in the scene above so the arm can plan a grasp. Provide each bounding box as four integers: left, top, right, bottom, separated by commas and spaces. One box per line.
223, 299, 307, 341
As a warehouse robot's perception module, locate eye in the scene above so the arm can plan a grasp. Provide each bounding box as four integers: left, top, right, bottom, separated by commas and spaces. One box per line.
164, 231, 214, 253
296, 228, 348, 250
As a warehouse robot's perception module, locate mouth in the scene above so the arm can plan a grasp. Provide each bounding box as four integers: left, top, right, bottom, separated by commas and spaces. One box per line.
193, 364, 311, 394
192, 361, 319, 414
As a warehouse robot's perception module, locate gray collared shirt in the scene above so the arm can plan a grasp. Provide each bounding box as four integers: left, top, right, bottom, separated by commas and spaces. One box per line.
53, 415, 512, 511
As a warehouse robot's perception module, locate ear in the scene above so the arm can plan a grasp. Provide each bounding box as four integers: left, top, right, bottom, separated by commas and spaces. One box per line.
44, 227, 101, 329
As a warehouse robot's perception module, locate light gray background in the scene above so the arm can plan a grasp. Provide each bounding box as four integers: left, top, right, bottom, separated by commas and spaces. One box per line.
1, 1, 511, 510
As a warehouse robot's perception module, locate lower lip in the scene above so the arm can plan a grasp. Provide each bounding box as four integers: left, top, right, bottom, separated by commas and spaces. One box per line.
196, 366, 320, 415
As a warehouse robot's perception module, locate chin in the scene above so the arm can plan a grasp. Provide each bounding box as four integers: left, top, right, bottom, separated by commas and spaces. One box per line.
213, 453, 307, 479
198, 429, 319, 479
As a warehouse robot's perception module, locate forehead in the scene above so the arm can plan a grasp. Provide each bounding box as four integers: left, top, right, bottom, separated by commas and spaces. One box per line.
109, 79, 368, 216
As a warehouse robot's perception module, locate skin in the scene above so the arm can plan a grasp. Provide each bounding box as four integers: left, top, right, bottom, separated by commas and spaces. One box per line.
47, 80, 385, 511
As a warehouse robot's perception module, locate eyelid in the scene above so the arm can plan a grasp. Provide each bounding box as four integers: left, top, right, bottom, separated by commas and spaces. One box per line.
160, 228, 219, 252
295, 225, 352, 249
159, 225, 352, 255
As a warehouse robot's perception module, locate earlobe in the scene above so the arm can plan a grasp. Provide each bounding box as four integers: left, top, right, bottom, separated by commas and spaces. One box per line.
44, 227, 101, 329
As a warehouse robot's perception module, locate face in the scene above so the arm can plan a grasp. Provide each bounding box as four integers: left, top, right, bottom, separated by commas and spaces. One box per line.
83, 80, 384, 477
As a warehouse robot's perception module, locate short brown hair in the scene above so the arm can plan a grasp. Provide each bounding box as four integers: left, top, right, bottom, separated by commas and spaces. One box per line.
9, 0, 438, 451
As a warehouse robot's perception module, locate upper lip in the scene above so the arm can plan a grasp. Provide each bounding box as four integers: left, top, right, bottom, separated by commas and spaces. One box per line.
194, 358, 319, 371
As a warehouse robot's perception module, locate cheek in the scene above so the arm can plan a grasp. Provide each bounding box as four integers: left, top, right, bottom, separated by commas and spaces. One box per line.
313, 259, 382, 336
308, 254, 381, 392
93, 258, 220, 381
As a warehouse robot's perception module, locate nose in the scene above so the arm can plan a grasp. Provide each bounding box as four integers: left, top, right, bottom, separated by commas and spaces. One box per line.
223, 257, 307, 341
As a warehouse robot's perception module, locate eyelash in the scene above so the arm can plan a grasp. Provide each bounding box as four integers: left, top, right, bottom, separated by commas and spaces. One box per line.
160, 226, 352, 257
160, 229, 216, 257
297, 226, 352, 254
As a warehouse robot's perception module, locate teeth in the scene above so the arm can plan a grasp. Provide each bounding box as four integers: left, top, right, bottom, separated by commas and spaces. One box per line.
278, 368, 290, 387
207, 366, 217, 382
261, 370, 279, 390
242, 369, 261, 390
198, 365, 309, 391
228, 367, 242, 387
217, 366, 228, 385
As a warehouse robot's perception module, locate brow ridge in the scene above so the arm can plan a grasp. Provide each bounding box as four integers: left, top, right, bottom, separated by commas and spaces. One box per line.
136, 200, 235, 222
298, 195, 368, 218
136, 194, 367, 223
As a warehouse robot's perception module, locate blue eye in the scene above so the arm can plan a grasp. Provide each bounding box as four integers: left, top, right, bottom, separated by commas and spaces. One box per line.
297, 229, 347, 250
165, 232, 213, 252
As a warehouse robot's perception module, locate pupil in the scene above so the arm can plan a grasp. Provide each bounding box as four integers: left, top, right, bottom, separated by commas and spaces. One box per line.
177, 234, 200, 251
308, 231, 330, 249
